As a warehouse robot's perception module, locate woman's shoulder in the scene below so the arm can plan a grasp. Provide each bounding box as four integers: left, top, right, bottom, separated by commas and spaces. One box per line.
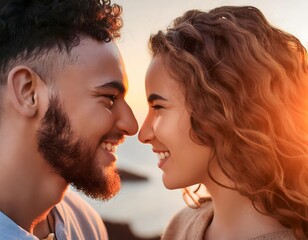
162, 200, 213, 240
172, 199, 213, 222
250, 229, 298, 240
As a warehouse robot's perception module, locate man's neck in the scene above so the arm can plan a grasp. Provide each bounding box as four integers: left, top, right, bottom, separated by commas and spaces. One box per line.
0, 157, 67, 234
0, 104, 68, 236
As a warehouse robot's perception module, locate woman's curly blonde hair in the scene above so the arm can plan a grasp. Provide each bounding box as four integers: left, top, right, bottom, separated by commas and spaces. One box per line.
149, 6, 308, 239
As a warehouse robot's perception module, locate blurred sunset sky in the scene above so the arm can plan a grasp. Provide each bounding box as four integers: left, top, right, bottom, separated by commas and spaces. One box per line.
114, 0, 308, 124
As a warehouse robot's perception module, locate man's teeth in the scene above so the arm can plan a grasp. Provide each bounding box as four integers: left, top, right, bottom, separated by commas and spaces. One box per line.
102, 142, 116, 152
157, 152, 170, 160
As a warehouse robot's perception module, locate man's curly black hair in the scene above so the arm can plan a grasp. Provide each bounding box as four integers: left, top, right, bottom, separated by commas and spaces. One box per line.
0, 0, 122, 84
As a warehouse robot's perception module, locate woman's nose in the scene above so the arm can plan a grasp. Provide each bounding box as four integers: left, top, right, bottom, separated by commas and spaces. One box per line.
138, 114, 154, 144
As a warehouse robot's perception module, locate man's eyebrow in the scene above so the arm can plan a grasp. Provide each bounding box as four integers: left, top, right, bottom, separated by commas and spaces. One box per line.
95, 81, 126, 94
147, 94, 167, 104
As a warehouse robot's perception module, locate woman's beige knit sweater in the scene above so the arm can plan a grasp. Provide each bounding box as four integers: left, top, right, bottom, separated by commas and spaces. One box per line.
162, 201, 297, 240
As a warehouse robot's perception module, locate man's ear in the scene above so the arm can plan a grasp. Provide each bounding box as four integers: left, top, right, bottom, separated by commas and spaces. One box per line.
7, 66, 41, 117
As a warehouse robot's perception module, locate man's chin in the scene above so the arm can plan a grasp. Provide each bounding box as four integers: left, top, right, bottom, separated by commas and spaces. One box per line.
74, 170, 121, 201
101, 171, 121, 200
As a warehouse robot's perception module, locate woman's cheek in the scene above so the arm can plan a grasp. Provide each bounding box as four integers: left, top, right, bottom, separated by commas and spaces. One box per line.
153, 115, 176, 142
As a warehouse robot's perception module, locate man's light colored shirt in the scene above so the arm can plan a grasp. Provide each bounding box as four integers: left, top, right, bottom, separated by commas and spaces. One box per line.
0, 190, 108, 240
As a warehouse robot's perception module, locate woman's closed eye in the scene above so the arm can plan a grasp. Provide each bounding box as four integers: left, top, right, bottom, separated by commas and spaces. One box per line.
151, 104, 164, 111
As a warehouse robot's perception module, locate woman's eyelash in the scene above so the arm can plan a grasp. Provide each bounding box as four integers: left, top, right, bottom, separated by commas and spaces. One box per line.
151, 104, 163, 110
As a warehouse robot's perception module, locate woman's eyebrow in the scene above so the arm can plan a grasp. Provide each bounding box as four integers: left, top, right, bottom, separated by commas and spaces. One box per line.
147, 93, 167, 104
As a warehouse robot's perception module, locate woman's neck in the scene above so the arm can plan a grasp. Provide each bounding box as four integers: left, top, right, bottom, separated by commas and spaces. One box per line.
204, 182, 287, 240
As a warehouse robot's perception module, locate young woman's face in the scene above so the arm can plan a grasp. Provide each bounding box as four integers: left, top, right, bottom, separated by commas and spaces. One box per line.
138, 55, 211, 189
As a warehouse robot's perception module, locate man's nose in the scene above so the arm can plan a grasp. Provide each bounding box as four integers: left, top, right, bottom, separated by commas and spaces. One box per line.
116, 102, 138, 136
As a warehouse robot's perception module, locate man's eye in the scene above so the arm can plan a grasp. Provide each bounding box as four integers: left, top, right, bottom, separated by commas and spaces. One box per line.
102, 95, 117, 108
104, 95, 117, 101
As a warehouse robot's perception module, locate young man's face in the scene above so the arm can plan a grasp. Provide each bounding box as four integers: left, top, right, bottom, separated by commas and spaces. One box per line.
37, 39, 138, 200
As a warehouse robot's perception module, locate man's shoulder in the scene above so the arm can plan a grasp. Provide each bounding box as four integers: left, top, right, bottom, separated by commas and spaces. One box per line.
0, 211, 38, 239
54, 189, 108, 240
60, 189, 99, 217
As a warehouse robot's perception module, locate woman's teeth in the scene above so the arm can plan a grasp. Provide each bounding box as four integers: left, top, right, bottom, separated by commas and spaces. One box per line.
157, 152, 170, 160
102, 142, 116, 153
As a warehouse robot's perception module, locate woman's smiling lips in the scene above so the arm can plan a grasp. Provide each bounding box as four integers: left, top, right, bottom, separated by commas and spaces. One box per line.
153, 149, 170, 169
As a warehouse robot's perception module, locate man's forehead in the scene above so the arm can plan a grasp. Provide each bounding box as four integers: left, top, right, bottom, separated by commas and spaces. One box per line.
73, 38, 120, 57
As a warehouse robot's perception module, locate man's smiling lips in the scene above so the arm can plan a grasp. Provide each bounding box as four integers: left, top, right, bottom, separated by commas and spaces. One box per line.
99, 135, 125, 153
99, 138, 125, 164
101, 142, 118, 153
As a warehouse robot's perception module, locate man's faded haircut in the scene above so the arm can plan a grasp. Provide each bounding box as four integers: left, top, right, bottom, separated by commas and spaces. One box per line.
0, 0, 122, 84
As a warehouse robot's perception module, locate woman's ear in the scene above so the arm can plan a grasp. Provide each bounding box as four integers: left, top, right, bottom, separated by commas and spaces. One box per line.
7, 66, 40, 117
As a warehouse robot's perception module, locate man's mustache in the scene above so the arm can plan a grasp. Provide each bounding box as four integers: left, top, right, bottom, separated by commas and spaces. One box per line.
99, 133, 125, 146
